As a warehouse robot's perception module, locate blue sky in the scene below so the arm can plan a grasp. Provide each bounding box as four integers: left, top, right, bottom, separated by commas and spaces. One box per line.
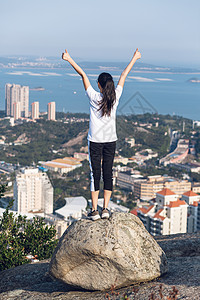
1, 0, 200, 67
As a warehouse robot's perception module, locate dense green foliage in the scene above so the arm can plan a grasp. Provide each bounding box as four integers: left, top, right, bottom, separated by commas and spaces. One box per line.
0, 198, 58, 271
0, 117, 88, 165
0, 113, 196, 165
116, 115, 171, 157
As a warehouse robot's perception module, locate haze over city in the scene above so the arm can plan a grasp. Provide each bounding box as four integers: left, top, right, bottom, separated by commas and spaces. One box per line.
1, 0, 200, 67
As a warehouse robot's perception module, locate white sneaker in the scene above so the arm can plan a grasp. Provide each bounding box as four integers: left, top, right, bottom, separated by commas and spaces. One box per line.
101, 208, 110, 219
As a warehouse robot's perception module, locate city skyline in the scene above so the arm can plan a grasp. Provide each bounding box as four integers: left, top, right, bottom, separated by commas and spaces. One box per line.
5, 82, 57, 121
1, 0, 200, 68
5, 83, 29, 120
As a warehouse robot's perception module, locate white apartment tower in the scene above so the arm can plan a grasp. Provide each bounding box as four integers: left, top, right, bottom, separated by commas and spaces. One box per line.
13, 102, 21, 120
5, 83, 29, 118
48, 102, 56, 121
5, 83, 12, 116
20, 85, 29, 117
13, 168, 53, 215
31, 101, 39, 119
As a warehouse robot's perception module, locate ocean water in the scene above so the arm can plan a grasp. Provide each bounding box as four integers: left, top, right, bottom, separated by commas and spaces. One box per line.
0, 65, 200, 120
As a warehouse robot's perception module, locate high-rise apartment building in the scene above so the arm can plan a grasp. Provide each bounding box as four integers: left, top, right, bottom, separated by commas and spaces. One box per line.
48, 102, 56, 121
20, 85, 29, 117
31, 102, 39, 119
13, 102, 21, 120
5, 83, 29, 118
5, 83, 12, 116
13, 168, 53, 215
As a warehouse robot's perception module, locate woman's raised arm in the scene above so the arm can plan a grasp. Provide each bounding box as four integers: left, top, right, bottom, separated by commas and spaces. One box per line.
117, 48, 141, 88
62, 50, 91, 91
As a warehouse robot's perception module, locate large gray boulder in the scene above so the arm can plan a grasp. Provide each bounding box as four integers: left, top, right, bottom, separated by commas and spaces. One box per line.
49, 212, 168, 291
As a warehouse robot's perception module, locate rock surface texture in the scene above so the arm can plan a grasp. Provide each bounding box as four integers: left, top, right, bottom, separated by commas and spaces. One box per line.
0, 232, 200, 299
49, 212, 168, 291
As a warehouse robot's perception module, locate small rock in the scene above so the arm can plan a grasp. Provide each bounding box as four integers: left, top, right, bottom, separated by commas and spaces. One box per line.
49, 212, 168, 291
7, 289, 24, 297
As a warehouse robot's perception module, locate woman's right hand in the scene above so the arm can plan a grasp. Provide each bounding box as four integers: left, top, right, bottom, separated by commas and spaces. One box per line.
62, 49, 71, 61
133, 48, 141, 60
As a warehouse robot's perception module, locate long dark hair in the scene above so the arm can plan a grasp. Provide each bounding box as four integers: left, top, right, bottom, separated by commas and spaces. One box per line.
97, 72, 116, 117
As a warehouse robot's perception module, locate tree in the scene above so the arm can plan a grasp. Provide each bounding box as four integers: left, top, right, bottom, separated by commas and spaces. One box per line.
0, 184, 6, 198
0, 195, 58, 271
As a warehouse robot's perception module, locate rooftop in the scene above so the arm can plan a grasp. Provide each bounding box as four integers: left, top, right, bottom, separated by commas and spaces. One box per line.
183, 190, 199, 197
153, 209, 165, 221
167, 199, 187, 208
41, 157, 82, 168
157, 188, 175, 196
55, 196, 87, 219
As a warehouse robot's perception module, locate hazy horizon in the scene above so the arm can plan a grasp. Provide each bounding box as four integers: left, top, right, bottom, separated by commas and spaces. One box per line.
1, 0, 199, 69
0, 55, 200, 71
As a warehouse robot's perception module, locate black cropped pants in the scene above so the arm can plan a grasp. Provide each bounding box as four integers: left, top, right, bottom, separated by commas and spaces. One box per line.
88, 141, 116, 191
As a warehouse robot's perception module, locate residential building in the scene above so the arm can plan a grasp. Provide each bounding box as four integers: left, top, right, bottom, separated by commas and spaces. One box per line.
134, 175, 191, 200
192, 183, 200, 194
129, 149, 158, 165
20, 85, 29, 117
116, 172, 135, 191
197, 202, 200, 231
48, 101, 56, 121
182, 190, 200, 205
5, 83, 12, 116
182, 190, 200, 233
13, 168, 53, 214
74, 152, 89, 161
114, 156, 129, 165
31, 102, 39, 119
13, 102, 21, 120
134, 188, 188, 236
43, 214, 68, 239
5, 83, 29, 118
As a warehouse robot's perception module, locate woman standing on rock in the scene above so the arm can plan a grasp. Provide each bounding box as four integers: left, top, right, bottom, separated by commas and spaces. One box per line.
62, 49, 141, 220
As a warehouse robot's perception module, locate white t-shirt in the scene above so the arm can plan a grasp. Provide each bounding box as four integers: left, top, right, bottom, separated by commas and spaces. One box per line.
86, 85, 123, 143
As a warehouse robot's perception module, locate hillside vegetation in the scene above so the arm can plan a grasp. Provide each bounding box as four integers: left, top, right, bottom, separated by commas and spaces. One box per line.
0, 113, 197, 166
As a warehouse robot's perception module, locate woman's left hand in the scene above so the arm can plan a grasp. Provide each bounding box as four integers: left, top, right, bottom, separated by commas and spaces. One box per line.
133, 48, 141, 60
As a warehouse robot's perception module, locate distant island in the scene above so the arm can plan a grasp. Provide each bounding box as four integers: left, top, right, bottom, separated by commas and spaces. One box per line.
30, 87, 45, 91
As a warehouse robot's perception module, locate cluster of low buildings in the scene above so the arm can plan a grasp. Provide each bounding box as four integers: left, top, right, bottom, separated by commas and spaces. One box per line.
1, 156, 200, 240
0, 110, 200, 240
131, 187, 200, 235
129, 149, 158, 166
116, 173, 193, 200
